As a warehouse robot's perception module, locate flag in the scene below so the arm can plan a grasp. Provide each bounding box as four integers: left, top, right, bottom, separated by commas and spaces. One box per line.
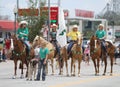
56, 7, 67, 47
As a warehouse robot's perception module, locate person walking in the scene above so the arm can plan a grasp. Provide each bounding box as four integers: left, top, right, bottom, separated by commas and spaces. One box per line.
36, 42, 49, 81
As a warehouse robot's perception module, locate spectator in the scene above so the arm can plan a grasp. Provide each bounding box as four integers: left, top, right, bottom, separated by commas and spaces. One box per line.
36, 42, 49, 81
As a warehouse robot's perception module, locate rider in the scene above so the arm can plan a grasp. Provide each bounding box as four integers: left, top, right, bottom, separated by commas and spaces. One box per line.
50, 23, 61, 58
16, 20, 30, 56
67, 25, 81, 56
95, 24, 107, 52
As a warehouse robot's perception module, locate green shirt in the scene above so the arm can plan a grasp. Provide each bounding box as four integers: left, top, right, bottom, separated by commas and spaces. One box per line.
95, 30, 106, 39
17, 27, 29, 40
39, 47, 49, 59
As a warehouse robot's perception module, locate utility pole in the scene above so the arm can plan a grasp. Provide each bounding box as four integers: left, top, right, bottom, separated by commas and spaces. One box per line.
47, 0, 51, 41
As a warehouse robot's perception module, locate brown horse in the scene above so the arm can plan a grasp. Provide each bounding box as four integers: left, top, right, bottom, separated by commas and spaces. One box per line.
70, 36, 83, 77
59, 46, 69, 76
90, 35, 115, 75
90, 35, 101, 75
10, 34, 34, 79
103, 41, 115, 75
33, 35, 55, 75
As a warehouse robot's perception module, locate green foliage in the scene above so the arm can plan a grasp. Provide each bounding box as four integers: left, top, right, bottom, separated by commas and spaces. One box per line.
18, 0, 47, 42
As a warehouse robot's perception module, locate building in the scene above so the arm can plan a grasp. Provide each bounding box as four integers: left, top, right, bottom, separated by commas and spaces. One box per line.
0, 20, 18, 41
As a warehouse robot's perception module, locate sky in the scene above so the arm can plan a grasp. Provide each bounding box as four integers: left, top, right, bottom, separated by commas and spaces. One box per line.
0, 0, 109, 20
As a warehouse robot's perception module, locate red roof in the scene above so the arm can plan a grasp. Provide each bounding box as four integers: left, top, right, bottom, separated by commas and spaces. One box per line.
0, 20, 19, 31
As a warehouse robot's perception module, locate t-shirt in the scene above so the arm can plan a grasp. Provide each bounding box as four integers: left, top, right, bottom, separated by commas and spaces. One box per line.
95, 30, 106, 39
17, 27, 29, 40
50, 31, 57, 40
39, 47, 49, 59
67, 31, 81, 40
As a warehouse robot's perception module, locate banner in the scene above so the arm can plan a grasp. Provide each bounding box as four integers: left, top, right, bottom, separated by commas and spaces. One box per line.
75, 9, 94, 18
56, 7, 67, 47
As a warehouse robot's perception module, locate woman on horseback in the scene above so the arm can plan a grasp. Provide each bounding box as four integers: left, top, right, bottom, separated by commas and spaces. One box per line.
95, 24, 107, 52
50, 24, 61, 58
16, 21, 30, 55
67, 25, 81, 57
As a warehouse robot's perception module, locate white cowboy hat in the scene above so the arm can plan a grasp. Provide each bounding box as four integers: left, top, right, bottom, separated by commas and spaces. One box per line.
19, 21, 28, 25
72, 25, 78, 29
52, 23, 57, 27
98, 24, 104, 27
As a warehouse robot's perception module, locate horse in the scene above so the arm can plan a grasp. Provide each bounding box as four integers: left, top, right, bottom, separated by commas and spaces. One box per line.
10, 34, 35, 79
104, 41, 115, 75
90, 35, 115, 75
33, 35, 55, 75
59, 46, 69, 76
70, 36, 83, 77
89, 35, 101, 75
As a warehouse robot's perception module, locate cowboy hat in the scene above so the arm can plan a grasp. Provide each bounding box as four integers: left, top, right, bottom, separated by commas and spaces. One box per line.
98, 24, 104, 27
19, 21, 28, 25
52, 24, 57, 27
72, 25, 78, 29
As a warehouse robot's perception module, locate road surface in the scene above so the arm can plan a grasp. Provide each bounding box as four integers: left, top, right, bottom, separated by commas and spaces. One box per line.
0, 58, 120, 87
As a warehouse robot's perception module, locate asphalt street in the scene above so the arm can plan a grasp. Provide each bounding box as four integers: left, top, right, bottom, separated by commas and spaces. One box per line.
0, 58, 120, 87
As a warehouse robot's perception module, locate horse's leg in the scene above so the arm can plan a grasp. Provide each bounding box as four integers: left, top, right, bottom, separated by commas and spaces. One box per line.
46, 62, 48, 75
65, 58, 69, 76
60, 59, 64, 75
110, 55, 114, 76
97, 57, 100, 74
78, 59, 81, 77
92, 58, 97, 75
73, 62, 76, 76
51, 58, 54, 75
103, 56, 107, 75
71, 58, 73, 76
25, 60, 29, 78
20, 61, 24, 79
13, 60, 17, 79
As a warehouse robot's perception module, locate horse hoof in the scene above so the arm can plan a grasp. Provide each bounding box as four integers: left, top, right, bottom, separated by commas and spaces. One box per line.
12, 76, 16, 79
20, 75, 24, 79
102, 73, 105, 76
59, 73, 61, 75
66, 74, 69, 77
110, 73, 112, 76
51, 73, 54, 75
71, 74, 75, 76
78, 74, 80, 77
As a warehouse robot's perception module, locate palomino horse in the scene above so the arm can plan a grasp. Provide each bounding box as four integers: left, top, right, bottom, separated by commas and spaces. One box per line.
33, 36, 69, 76
90, 35, 101, 75
90, 35, 115, 75
70, 36, 83, 77
33, 35, 55, 75
59, 46, 69, 76
10, 34, 34, 79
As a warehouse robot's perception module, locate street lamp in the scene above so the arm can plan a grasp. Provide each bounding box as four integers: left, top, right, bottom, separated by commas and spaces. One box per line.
13, 5, 18, 34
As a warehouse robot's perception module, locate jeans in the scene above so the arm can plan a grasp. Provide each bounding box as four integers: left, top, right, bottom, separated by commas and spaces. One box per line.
24, 40, 30, 51
51, 40, 61, 56
36, 59, 46, 80
101, 39, 107, 52
67, 41, 74, 53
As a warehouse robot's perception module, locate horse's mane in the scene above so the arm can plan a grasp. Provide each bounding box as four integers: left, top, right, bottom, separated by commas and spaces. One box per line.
90, 36, 95, 46
39, 36, 49, 44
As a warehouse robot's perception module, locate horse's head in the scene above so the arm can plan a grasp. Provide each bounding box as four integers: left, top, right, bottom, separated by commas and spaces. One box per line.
77, 35, 83, 46
33, 35, 40, 48
90, 35, 100, 49
10, 34, 17, 50
10, 34, 24, 51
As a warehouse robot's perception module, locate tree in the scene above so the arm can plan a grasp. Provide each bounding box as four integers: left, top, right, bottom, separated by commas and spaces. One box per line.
96, 11, 120, 25
18, 0, 47, 42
